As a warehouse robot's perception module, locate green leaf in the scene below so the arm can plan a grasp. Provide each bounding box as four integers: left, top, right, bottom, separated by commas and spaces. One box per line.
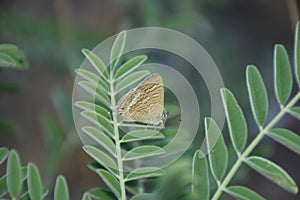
75, 101, 111, 119
88, 162, 121, 177
295, 22, 300, 85
87, 188, 117, 200
0, 148, 9, 165
0, 52, 16, 67
54, 175, 69, 200
267, 128, 300, 155
110, 31, 126, 70
0, 44, 18, 51
114, 55, 147, 79
116, 70, 150, 93
0, 175, 7, 198
123, 145, 165, 161
205, 118, 228, 181
20, 190, 48, 200
19, 191, 30, 200
191, 150, 209, 200
97, 169, 121, 198
28, 163, 43, 200
0, 167, 27, 198
130, 193, 158, 200
288, 107, 300, 120
83, 126, 116, 156
82, 49, 109, 80
125, 167, 164, 182
274, 44, 293, 105
246, 65, 269, 127
83, 145, 117, 170
81, 111, 113, 136
246, 156, 298, 194
82, 193, 92, 200
6, 150, 22, 198
78, 81, 110, 106
226, 186, 265, 200
75, 69, 109, 92
121, 130, 164, 143
221, 88, 247, 152
19, 189, 48, 200
0, 44, 27, 68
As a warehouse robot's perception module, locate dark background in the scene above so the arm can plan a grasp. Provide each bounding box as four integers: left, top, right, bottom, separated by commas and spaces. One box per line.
1, 0, 300, 199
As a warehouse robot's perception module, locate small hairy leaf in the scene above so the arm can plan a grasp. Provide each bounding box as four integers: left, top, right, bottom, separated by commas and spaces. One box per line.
20, 189, 48, 200
115, 55, 147, 79
295, 22, 300, 85
0, 44, 27, 68
110, 31, 126, 70
0, 44, 18, 51
87, 188, 117, 200
75, 69, 109, 93
246, 65, 269, 127
19, 191, 30, 200
226, 186, 265, 200
0, 53, 16, 67
0, 167, 27, 198
221, 88, 247, 152
82, 193, 91, 200
20, 189, 47, 200
0, 148, 9, 165
83, 145, 117, 170
116, 70, 150, 93
6, 150, 22, 198
82, 49, 109, 80
246, 156, 298, 194
130, 193, 158, 200
191, 150, 209, 200
0, 176, 7, 198
125, 167, 164, 182
75, 101, 111, 119
123, 146, 165, 161
54, 176, 69, 200
81, 111, 113, 136
267, 128, 300, 155
274, 44, 293, 105
97, 169, 121, 198
83, 126, 116, 156
288, 107, 300, 120
28, 163, 43, 200
78, 81, 110, 106
205, 118, 228, 181
121, 130, 164, 143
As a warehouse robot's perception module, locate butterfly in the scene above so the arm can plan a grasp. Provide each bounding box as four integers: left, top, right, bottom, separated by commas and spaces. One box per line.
117, 73, 166, 126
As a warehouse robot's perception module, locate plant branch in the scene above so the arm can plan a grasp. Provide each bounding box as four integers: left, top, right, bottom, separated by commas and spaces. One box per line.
212, 92, 300, 200
110, 72, 127, 200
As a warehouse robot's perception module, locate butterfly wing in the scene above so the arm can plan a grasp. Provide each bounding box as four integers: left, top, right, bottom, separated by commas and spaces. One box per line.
118, 73, 164, 124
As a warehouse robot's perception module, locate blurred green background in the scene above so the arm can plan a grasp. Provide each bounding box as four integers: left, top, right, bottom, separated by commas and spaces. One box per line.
1, 0, 300, 199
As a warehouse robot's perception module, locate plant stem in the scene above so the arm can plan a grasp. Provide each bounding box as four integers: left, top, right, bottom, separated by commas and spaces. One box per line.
212, 92, 300, 200
110, 73, 126, 200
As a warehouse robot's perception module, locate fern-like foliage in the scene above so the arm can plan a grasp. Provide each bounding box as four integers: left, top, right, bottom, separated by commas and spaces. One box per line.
192, 22, 300, 199
0, 148, 69, 200
75, 31, 169, 200
0, 44, 27, 69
